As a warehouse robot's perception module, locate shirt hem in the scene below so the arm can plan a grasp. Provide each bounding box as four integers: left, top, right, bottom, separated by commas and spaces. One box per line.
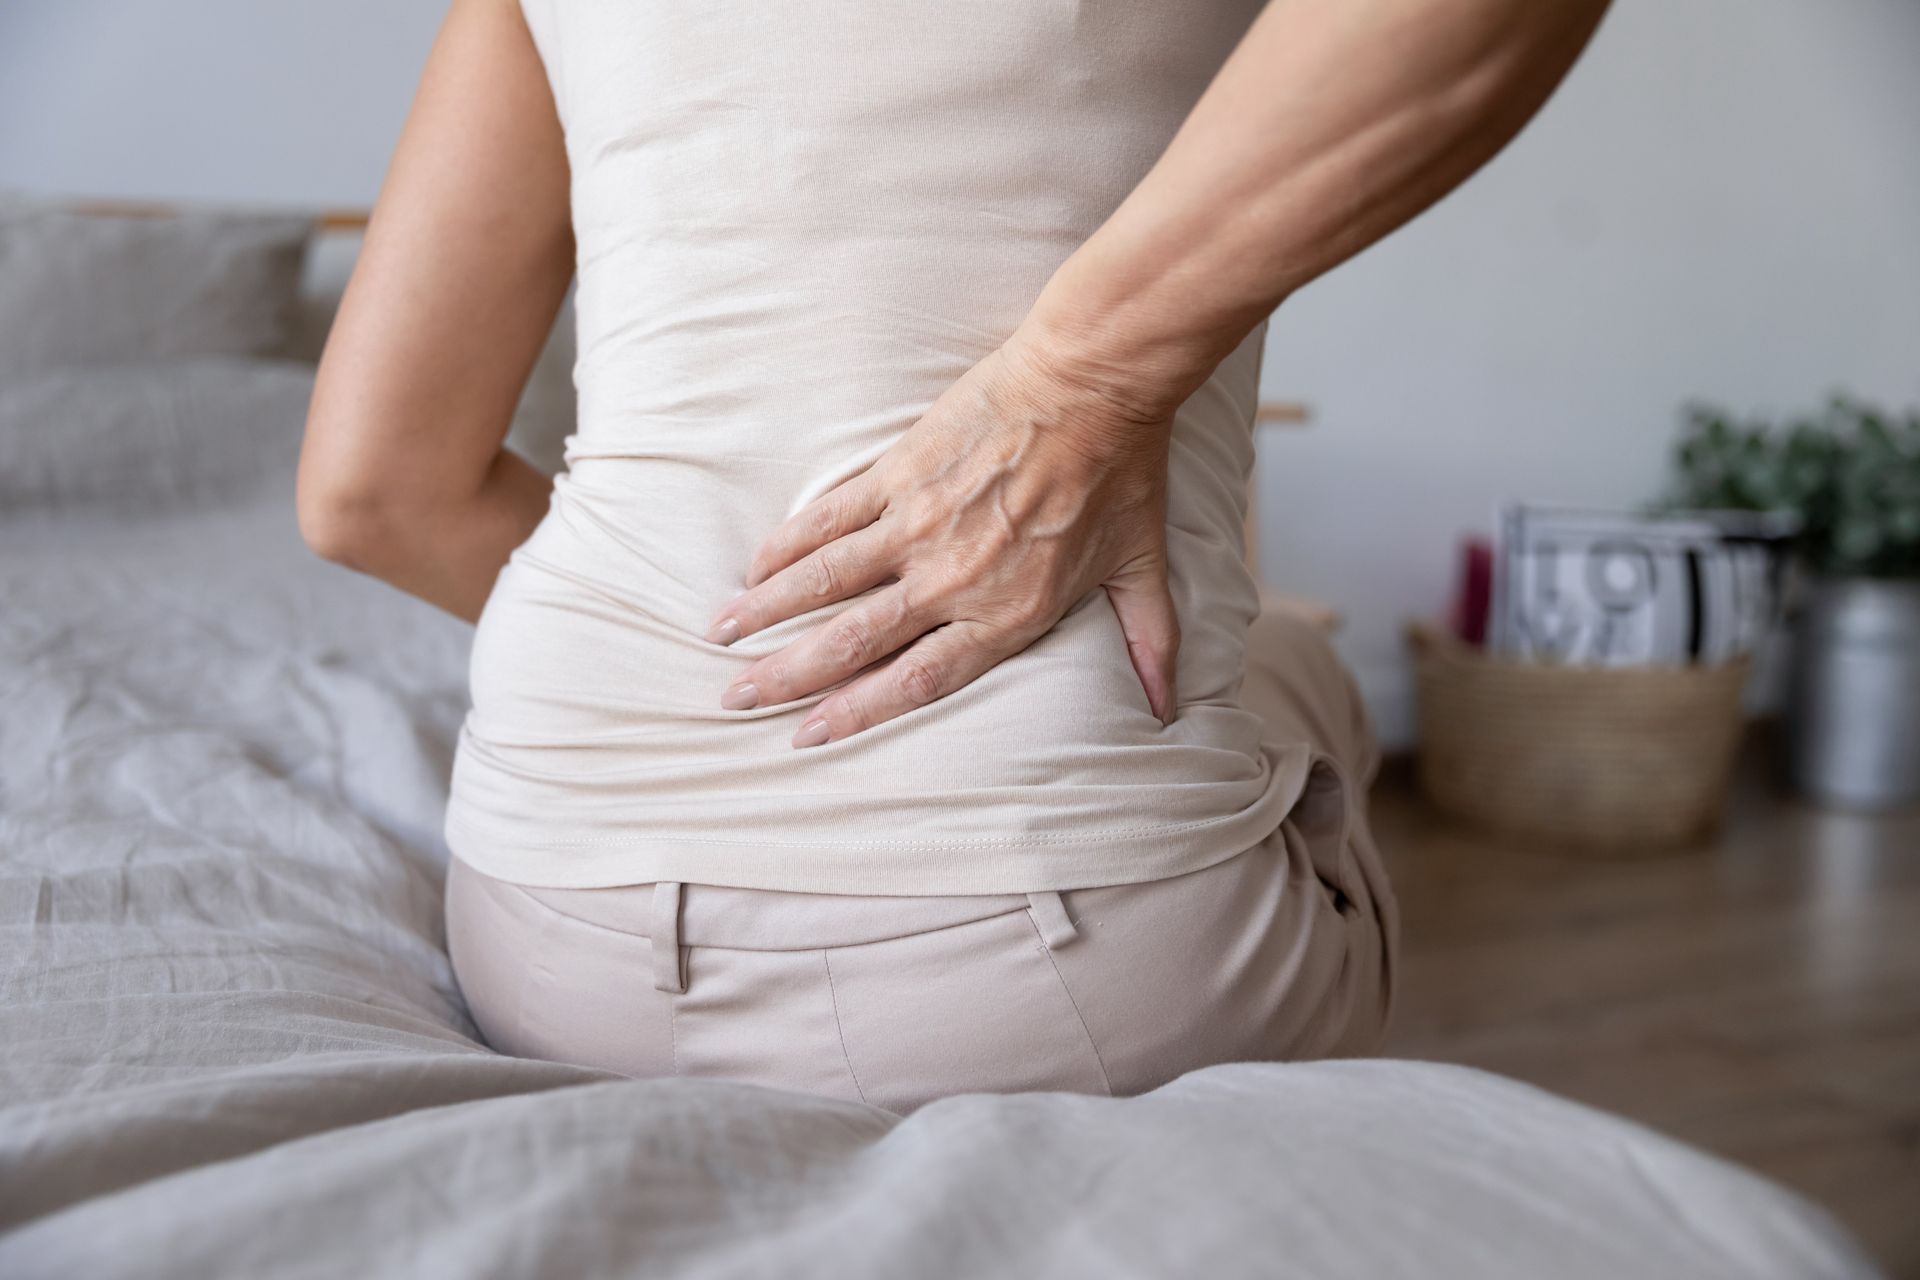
442, 745, 1315, 897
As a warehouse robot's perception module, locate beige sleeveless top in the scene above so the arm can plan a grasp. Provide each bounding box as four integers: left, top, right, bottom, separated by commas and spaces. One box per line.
444, 0, 1317, 894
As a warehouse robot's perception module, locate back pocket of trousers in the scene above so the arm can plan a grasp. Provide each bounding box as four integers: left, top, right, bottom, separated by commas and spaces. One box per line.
822, 908, 1111, 1113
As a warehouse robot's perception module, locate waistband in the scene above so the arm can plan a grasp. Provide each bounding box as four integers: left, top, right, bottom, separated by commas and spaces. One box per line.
628, 881, 1084, 994
454, 751, 1367, 995
506, 875, 1049, 953
469, 817, 1284, 996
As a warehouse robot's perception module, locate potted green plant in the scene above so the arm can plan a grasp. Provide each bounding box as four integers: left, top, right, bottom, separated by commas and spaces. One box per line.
1669, 397, 1920, 810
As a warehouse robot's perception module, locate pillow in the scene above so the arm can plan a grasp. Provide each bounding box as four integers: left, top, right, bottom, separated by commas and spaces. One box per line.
0, 358, 315, 511
0, 197, 314, 379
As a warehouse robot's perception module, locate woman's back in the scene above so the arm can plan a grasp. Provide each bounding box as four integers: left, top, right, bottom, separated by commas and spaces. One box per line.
444, 0, 1314, 893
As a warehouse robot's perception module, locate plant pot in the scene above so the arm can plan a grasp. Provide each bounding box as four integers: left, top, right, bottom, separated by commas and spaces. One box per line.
1786, 577, 1920, 811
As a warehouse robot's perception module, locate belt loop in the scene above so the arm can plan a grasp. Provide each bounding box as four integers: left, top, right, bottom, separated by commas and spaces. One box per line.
651, 881, 685, 994
1027, 890, 1079, 950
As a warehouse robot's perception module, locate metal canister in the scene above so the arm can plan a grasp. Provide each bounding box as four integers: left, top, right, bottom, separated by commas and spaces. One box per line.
1787, 578, 1920, 811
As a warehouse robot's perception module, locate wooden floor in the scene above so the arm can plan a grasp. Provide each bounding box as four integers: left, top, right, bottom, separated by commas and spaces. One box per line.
1371, 740, 1919, 1278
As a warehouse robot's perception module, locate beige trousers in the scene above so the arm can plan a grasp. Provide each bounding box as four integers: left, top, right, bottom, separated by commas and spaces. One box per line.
445, 611, 1399, 1114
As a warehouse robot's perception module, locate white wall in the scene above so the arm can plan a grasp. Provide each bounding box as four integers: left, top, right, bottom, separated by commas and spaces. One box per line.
5, 0, 1917, 747
1258, 0, 1920, 744
0, 1, 443, 208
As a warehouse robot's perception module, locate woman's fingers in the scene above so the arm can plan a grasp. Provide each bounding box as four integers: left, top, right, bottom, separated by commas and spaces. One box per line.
789, 619, 1010, 748
720, 582, 927, 709
743, 471, 887, 589
1104, 563, 1181, 723
707, 521, 897, 645
708, 335, 1185, 738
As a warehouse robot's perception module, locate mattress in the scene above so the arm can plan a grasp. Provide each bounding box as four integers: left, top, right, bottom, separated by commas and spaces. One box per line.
0, 470, 1882, 1279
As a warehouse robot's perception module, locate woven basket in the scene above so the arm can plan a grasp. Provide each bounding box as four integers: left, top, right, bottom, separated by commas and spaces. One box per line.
1406, 622, 1751, 853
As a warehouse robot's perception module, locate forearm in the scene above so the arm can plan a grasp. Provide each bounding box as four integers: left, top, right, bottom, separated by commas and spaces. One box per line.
1023, 0, 1609, 413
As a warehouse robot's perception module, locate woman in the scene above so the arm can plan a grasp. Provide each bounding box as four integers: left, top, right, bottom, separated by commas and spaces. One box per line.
300, 0, 1606, 1113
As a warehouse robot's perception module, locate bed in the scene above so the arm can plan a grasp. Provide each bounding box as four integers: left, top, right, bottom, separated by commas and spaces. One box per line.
0, 197, 1884, 1279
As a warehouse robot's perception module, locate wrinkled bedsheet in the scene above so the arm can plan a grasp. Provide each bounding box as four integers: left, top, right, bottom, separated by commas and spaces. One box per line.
0, 477, 1882, 1279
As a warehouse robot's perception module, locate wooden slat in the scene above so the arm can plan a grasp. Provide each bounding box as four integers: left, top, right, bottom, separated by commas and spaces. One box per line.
58, 197, 371, 231
1255, 401, 1311, 427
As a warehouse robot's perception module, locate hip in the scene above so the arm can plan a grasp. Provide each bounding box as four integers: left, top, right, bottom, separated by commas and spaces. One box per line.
444, 775, 1397, 1114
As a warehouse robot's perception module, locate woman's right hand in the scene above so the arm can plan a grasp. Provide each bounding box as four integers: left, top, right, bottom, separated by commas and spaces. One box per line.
705, 324, 1188, 748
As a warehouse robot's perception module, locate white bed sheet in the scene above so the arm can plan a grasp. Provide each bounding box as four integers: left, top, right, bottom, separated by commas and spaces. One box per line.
0, 471, 1882, 1278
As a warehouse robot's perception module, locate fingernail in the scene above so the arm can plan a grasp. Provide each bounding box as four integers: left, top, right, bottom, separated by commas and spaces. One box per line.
792, 717, 831, 748
706, 616, 741, 646
722, 681, 760, 710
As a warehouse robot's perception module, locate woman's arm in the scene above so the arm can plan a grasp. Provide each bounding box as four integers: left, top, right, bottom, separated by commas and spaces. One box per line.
297, 0, 572, 622
709, 0, 1610, 748
1026, 0, 1610, 417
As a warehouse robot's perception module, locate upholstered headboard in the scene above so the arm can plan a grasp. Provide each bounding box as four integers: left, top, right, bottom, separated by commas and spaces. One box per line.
54, 199, 579, 475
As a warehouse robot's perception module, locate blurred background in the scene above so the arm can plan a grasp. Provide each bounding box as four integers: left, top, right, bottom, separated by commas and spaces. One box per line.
4, 0, 1918, 743
3, 0, 1915, 1273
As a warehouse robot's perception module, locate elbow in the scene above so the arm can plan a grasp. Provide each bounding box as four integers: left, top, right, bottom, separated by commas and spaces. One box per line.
296, 438, 409, 574
297, 480, 393, 573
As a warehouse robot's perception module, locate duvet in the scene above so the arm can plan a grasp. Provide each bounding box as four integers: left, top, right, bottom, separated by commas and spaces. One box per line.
0, 477, 1881, 1279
